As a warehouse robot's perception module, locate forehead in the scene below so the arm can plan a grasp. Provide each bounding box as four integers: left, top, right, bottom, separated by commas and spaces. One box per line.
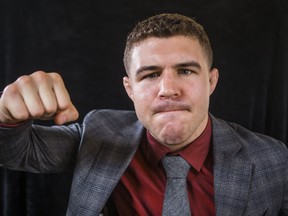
129, 36, 209, 72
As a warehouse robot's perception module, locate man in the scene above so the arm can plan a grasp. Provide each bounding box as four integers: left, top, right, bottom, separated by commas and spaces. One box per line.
0, 13, 287, 216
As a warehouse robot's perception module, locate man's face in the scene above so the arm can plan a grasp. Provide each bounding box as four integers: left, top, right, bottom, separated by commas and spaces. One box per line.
123, 36, 218, 150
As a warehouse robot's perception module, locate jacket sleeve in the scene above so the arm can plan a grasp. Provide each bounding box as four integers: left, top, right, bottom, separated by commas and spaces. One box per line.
279, 148, 288, 215
0, 120, 82, 173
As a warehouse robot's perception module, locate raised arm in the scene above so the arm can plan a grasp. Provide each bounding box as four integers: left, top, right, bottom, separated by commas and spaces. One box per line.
0, 71, 81, 172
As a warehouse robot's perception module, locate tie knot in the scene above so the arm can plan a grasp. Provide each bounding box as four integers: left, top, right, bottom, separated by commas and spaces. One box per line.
161, 156, 190, 179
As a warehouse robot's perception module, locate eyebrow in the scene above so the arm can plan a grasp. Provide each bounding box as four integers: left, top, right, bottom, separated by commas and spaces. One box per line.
135, 65, 161, 77
135, 60, 202, 77
173, 61, 202, 70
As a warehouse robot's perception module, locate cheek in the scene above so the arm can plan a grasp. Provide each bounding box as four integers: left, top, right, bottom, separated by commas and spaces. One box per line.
193, 80, 211, 97
133, 99, 150, 127
133, 92, 151, 110
132, 87, 155, 116
185, 84, 211, 109
134, 85, 156, 101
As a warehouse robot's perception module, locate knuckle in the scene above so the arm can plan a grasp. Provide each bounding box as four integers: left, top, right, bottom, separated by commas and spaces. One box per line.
2, 83, 19, 96
44, 104, 57, 114
31, 71, 50, 84
49, 72, 61, 79
29, 107, 45, 118
14, 111, 30, 121
49, 72, 63, 85
32, 70, 46, 77
58, 102, 71, 111
16, 75, 32, 86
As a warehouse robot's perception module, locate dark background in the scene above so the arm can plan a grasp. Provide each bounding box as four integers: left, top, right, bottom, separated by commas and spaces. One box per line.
0, 0, 287, 215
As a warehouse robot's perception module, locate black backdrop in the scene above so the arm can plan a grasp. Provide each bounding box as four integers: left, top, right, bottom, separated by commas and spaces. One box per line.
0, 0, 287, 215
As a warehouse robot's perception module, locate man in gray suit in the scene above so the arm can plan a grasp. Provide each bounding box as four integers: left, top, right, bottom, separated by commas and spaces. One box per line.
0, 13, 287, 215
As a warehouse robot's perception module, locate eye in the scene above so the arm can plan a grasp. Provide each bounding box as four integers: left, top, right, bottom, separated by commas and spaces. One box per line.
143, 72, 160, 79
178, 69, 193, 75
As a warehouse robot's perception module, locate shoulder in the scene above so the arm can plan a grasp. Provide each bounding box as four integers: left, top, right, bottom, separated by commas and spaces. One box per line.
211, 115, 288, 163
81, 109, 141, 135
84, 109, 138, 124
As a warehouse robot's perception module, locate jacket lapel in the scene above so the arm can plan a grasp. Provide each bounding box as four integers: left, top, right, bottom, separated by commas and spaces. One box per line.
67, 111, 145, 216
211, 115, 253, 216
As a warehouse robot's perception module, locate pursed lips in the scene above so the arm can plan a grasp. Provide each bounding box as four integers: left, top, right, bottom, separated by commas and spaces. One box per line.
152, 102, 191, 114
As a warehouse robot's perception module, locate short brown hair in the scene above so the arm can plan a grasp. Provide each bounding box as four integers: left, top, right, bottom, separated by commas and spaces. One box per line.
123, 13, 213, 73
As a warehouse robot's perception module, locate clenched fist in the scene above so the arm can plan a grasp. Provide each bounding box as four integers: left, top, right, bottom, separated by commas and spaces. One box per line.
0, 71, 79, 125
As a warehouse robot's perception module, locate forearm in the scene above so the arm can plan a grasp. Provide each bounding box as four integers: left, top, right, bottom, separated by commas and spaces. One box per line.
0, 121, 81, 173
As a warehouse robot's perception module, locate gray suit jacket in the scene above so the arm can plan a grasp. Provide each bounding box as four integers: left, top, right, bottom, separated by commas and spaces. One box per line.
0, 109, 287, 215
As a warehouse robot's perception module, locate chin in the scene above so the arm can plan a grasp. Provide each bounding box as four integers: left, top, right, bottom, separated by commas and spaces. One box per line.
159, 127, 188, 145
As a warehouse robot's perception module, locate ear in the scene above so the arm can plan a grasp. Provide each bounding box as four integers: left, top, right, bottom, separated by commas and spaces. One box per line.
123, 76, 134, 101
209, 68, 219, 95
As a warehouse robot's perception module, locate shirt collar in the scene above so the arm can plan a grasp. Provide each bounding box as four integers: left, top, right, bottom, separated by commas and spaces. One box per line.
143, 117, 212, 172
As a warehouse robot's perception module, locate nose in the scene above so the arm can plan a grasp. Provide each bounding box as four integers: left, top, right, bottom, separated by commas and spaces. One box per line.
158, 71, 181, 99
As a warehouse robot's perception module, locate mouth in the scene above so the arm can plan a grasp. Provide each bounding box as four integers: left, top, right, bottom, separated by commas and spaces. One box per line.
153, 101, 191, 114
